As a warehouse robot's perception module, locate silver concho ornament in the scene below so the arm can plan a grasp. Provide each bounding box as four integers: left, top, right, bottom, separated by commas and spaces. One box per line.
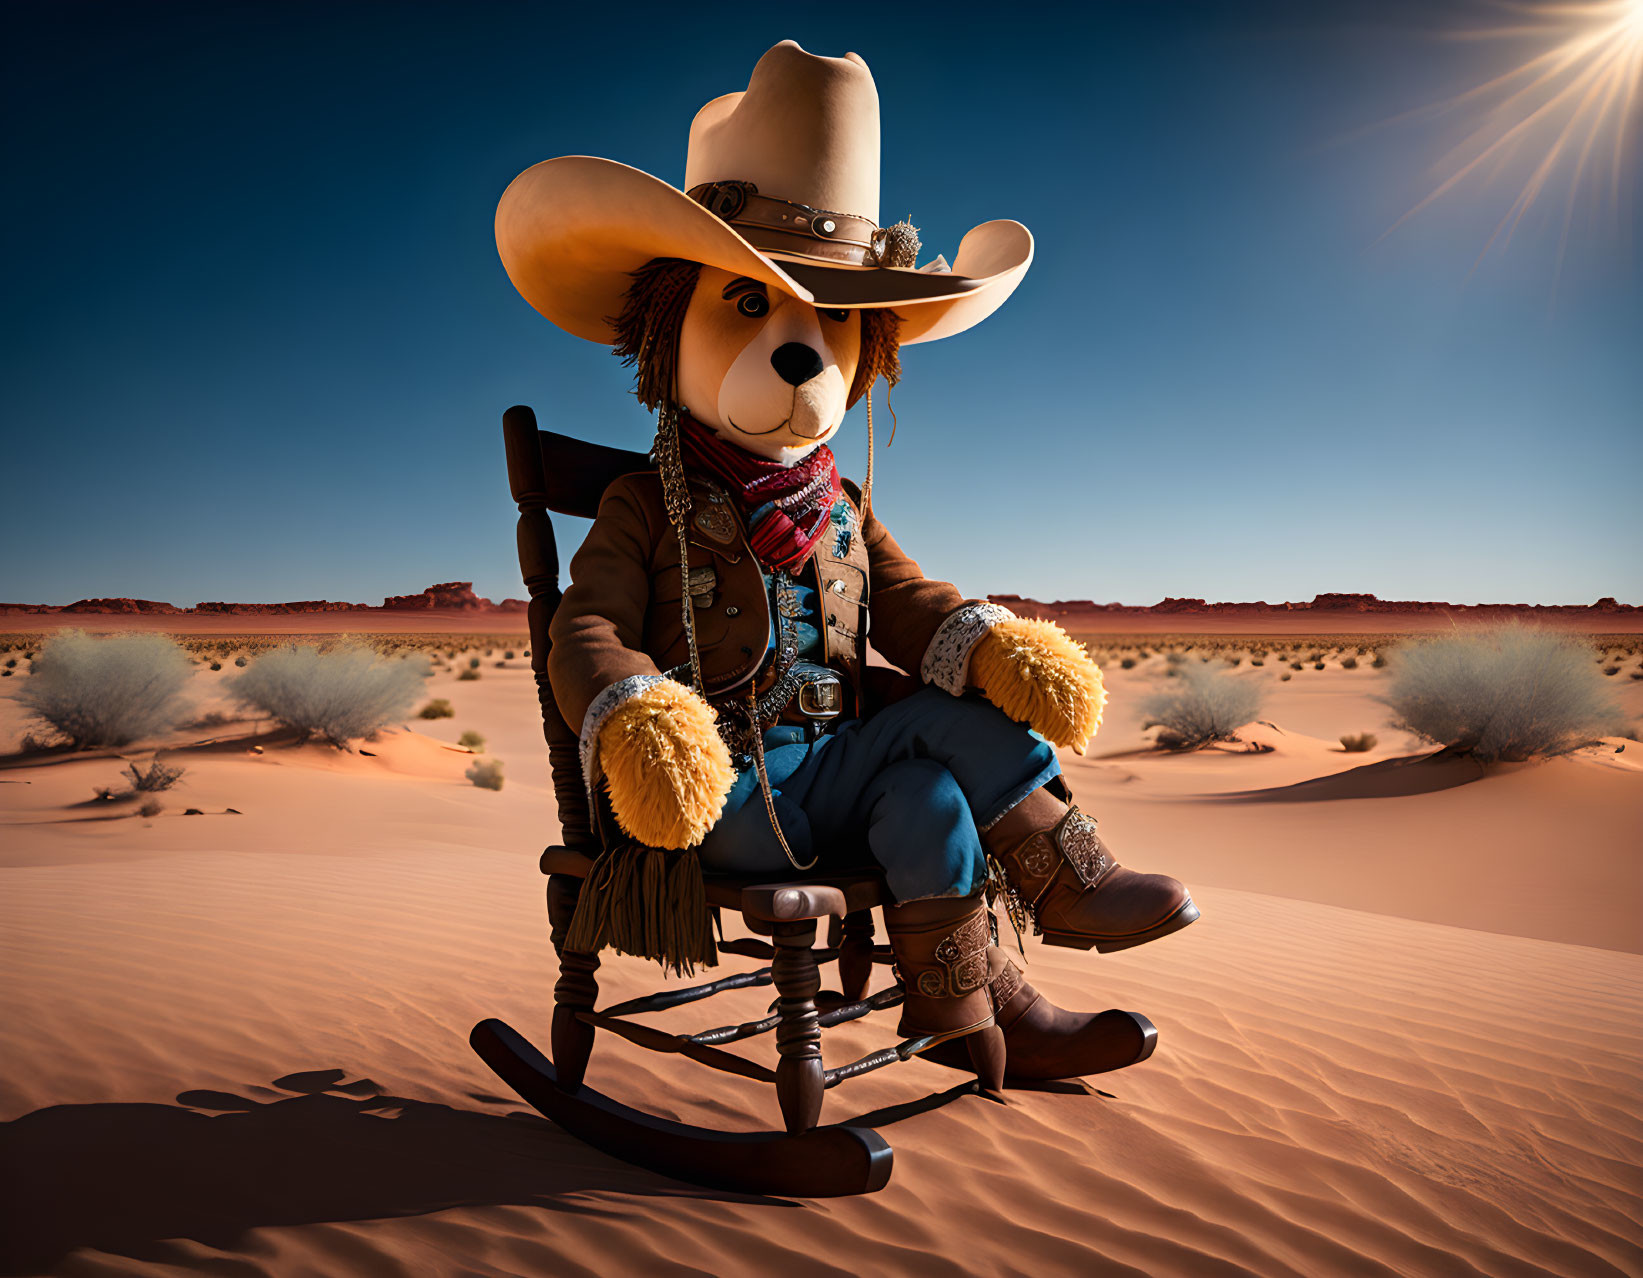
1056, 808, 1110, 888
693, 500, 736, 544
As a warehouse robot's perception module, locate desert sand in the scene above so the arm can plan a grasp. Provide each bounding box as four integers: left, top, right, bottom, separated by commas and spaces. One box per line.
3, 647, 1641, 1276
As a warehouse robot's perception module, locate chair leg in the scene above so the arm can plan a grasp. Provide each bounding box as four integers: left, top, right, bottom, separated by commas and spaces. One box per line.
772, 919, 824, 1135
838, 909, 875, 1003
546, 874, 601, 1092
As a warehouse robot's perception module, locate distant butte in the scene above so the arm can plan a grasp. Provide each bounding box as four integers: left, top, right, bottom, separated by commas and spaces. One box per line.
988, 593, 1637, 618
0, 582, 529, 617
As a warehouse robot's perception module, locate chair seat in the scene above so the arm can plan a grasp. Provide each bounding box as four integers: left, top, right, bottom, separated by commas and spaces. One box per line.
539, 845, 888, 922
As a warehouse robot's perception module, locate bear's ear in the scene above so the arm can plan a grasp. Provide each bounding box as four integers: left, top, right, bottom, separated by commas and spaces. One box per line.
613, 258, 704, 410
847, 307, 903, 407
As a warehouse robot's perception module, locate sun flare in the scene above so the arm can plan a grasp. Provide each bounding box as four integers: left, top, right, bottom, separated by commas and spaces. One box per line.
1381, 0, 1643, 271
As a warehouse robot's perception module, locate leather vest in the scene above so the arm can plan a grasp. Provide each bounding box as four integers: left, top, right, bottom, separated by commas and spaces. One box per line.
641, 472, 870, 717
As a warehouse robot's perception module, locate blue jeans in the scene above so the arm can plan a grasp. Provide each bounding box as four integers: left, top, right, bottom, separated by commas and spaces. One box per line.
698, 685, 1061, 902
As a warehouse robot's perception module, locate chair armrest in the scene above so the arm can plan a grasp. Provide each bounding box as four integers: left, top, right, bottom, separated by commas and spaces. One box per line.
540, 846, 597, 878
740, 883, 849, 923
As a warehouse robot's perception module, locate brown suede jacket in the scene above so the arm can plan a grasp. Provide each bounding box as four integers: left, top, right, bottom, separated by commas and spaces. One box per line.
547, 467, 985, 746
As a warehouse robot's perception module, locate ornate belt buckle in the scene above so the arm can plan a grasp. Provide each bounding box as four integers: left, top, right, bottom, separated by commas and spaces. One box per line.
796, 673, 842, 719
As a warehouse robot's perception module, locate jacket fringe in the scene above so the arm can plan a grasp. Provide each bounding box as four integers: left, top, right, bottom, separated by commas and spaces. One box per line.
563, 842, 719, 976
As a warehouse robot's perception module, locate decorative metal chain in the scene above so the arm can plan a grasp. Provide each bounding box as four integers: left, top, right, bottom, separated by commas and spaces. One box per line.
653, 402, 705, 694
653, 410, 816, 874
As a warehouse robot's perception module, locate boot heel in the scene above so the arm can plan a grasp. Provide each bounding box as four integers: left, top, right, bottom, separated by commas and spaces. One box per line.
1042, 931, 1098, 951
965, 1023, 1006, 1091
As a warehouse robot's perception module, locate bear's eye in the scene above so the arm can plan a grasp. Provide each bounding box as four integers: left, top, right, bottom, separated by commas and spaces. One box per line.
736, 292, 770, 318
822, 308, 849, 323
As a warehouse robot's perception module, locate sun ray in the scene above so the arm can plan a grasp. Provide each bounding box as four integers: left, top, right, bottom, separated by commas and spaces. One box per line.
1373, 0, 1643, 275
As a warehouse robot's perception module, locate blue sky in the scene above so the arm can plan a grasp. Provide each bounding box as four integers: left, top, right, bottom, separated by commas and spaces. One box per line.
3, 1, 1638, 607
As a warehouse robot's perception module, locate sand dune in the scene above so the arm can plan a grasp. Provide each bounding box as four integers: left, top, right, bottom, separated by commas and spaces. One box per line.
2, 655, 1641, 1275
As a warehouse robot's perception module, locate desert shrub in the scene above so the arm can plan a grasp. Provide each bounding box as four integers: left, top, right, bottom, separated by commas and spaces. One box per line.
466, 758, 505, 790
468, 657, 481, 670
1119, 656, 1137, 669
1140, 664, 1265, 750
458, 668, 480, 682
3, 657, 14, 668
504, 650, 516, 660
234, 656, 248, 667
459, 730, 486, 751
230, 645, 431, 746
419, 698, 455, 720
1603, 666, 1619, 676
1, 670, 11, 677
16, 631, 193, 749
137, 797, 164, 818
1341, 656, 1358, 670
1250, 658, 1265, 667
1280, 672, 1292, 681
1313, 661, 1325, 670
1371, 653, 1388, 668
1290, 661, 1303, 671
1381, 627, 1619, 762
209, 661, 222, 671
126, 760, 184, 791
1339, 732, 1378, 752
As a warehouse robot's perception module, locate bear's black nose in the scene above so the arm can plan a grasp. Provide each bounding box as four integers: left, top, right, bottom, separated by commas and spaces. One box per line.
771, 343, 825, 387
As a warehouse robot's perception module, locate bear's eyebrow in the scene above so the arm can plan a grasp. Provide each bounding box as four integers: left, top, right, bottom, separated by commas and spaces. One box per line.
721, 277, 766, 301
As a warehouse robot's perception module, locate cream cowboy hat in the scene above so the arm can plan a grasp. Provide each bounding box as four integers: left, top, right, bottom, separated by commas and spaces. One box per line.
495, 39, 1033, 347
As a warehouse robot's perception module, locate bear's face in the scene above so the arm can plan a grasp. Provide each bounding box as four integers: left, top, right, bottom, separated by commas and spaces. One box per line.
677, 266, 861, 465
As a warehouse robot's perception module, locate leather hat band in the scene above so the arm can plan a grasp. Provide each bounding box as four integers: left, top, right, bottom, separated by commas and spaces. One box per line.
688, 181, 903, 268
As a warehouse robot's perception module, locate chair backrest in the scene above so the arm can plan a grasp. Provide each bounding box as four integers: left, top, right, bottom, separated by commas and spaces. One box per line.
503, 405, 651, 850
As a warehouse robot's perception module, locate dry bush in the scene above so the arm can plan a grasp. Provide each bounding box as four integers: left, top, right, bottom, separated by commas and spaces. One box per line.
419, 699, 455, 720
230, 645, 431, 747
1141, 664, 1265, 750
137, 797, 164, 818
1339, 732, 1378, 753
126, 760, 185, 792
1340, 656, 1358, 669
17, 631, 193, 749
466, 758, 505, 790
459, 730, 486, 752
458, 668, 481, 682
1381, 626, 1619, 762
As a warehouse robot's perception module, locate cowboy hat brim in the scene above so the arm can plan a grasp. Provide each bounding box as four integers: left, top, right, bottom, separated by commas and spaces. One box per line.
495, 156, 1032, 347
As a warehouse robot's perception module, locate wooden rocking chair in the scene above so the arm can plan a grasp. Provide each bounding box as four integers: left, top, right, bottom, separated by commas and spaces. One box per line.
469, 405, 995, 1198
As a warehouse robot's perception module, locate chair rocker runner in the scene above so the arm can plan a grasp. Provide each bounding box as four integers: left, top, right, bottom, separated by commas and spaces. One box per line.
470, 406, 1125, 1197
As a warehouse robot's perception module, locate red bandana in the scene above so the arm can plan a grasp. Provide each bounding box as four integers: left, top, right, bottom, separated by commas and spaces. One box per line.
678, 414, 843, 574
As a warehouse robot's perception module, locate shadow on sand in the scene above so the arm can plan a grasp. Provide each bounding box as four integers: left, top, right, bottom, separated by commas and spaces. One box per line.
0, 1066, 815, 1274
1210, 748, 1491, 803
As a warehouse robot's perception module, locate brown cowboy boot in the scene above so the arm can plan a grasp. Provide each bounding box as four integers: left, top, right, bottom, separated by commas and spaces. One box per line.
985, 785, 1199, 952
883, 892, 1006, 1089
922, 948, 1158, 1081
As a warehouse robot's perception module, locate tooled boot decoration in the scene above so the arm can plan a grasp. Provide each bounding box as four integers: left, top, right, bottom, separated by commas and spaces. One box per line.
883, 893, 1006, 1088
922, 947, 1159, 1081
988, 789, 1199, 953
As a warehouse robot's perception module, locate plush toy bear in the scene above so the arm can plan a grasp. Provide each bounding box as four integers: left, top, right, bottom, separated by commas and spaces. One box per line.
496, 41, 1197, 1080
